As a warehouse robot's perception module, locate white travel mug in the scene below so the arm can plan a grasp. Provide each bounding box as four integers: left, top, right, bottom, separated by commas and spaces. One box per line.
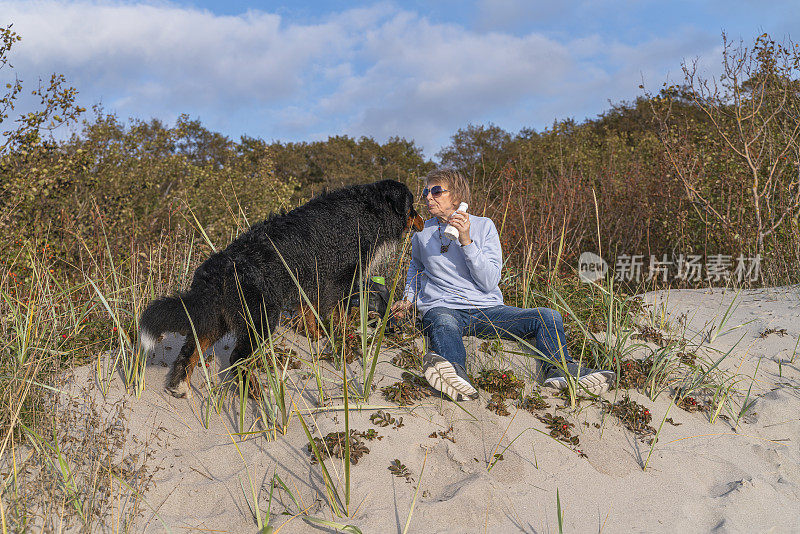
443, 202, 468, 241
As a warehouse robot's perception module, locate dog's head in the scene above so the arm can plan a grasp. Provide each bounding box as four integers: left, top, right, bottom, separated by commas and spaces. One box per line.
374, 180, 424, 231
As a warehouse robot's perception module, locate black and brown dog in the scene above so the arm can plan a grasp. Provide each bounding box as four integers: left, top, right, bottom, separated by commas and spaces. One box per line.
139, 179, 423, 398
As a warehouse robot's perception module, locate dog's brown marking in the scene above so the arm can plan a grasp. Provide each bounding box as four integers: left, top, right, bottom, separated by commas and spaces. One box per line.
408, 213, 424, 231
299, 304, 322, 339
247, 370, 264, 400
330, 303, 347, 327
185, 335, 215, 385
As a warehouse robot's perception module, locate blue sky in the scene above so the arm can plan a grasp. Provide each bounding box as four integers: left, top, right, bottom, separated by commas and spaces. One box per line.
2, 1, 798, 157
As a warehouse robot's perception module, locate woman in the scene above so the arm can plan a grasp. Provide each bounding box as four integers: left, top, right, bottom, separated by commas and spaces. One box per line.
391, 169, 614, 401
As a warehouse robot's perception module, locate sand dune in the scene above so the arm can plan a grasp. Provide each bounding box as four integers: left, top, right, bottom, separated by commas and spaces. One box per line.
56, 286, 800, 533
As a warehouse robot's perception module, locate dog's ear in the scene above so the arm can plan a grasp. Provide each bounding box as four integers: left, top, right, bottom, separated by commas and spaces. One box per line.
377, 180, 407, 216
404, 189, 418, 218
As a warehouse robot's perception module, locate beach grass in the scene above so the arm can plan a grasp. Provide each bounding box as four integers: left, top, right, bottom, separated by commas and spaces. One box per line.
0, 214, 780, 531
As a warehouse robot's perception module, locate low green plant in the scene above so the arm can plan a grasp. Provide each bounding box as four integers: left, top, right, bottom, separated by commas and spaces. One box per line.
556, 488, 564, 534
302, 516, 363, 533
705, 290, 749, 343
257, 325, 293, 436
269, 239, 333, 407
644, 398, 674, 471
402, 447, 429, 534
672, 337, 744, 415
734, 356, 761, 428
239, 471, 301, 533
488, 409, 518, 472
296, 406, 346, 517
643, 341, 684, 400
361, 233, 413, 401
343, 354, 351, 512
180, 300, 223, 429
21, 424, 85, 522
237, 367, 250, 437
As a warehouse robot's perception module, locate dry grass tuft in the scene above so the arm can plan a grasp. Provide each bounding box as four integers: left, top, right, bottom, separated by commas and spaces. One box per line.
4, 389, 156, 532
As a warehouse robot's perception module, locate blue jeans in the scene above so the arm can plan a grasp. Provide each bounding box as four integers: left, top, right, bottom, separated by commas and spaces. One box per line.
421, 305, 573, 370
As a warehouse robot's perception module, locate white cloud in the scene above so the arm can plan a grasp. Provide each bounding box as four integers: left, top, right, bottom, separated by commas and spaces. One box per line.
1, 1, 730, 154
5, 1, 358, 107
320, 13, 574, 151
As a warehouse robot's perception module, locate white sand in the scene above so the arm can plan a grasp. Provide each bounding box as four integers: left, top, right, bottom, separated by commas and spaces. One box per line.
58, 286, 800, 533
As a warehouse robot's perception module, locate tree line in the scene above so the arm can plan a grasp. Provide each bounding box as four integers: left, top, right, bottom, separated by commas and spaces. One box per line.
1, 26, 798, 286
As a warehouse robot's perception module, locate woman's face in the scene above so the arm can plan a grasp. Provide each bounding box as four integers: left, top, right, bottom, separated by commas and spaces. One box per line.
424, 181, 459, 220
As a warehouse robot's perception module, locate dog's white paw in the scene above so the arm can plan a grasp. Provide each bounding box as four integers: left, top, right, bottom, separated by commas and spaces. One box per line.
167, 380, 190, 398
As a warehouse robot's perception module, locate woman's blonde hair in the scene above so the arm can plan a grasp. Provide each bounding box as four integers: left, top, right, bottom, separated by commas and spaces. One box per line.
424, 168, 471, 205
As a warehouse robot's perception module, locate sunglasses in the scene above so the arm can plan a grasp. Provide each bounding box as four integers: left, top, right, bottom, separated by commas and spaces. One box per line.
422, 185, 449, 198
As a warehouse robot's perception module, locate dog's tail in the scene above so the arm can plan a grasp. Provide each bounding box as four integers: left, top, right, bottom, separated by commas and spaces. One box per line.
138, 291, 207, 354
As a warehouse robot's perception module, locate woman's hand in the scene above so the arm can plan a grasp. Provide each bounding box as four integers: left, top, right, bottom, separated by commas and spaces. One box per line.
448, 210, 472, 246
390, 299, 413, 318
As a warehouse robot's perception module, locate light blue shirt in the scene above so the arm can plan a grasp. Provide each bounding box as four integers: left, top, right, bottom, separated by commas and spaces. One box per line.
403, 215, 504, 314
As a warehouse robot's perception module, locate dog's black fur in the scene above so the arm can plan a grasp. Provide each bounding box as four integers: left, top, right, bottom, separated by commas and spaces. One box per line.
139, 179, 423, 397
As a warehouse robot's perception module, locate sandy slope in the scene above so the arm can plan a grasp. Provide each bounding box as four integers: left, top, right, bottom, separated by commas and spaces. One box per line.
58, 286, 800, 533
